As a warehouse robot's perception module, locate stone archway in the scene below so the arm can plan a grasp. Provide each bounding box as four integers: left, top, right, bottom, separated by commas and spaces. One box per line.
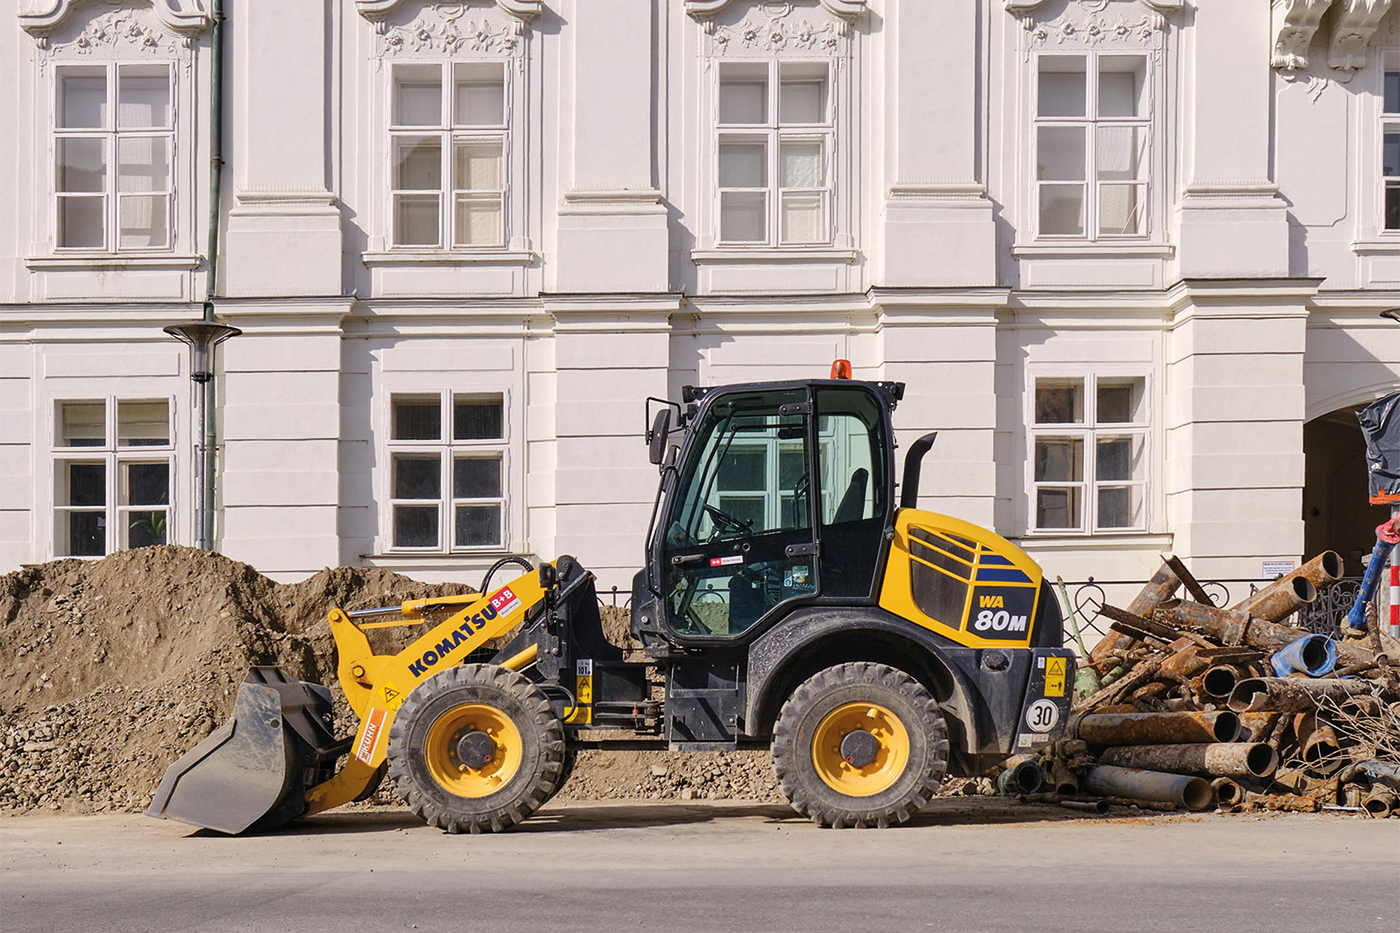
1302, 406, 1391, 571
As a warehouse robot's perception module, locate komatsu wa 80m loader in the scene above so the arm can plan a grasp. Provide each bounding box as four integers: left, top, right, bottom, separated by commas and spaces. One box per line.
148, 368, 1076, 833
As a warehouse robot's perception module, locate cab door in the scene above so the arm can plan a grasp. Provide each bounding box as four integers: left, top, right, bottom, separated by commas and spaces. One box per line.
659, 387, 819, 640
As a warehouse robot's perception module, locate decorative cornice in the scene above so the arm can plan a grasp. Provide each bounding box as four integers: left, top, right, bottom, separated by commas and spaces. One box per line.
686, 1, 867, 23
1329, 0, 1395, 70
357, 0, 541, 21
373, 4, 527, 58
1006, 0, 1182, 13
1271, 0, 1333, 71
19, 0, 210, 42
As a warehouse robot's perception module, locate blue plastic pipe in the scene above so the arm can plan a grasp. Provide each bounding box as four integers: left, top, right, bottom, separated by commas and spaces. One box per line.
1269, 633, 1338, 678
1344, 537, 1392, 633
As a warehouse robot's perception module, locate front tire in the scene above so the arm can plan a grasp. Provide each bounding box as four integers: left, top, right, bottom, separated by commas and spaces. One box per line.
387, 664, 566, 833
771, 662, 948, 828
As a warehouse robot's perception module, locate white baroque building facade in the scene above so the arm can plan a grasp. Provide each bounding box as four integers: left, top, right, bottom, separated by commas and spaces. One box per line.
1, 0, 1398, 606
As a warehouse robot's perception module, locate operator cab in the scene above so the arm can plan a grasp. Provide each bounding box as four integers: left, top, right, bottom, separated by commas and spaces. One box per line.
641, 375, 902, 646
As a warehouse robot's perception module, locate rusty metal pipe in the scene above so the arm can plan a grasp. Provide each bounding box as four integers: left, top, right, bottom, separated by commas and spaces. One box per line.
1293, 713, 1342, 769
1083, 765, 1213, 811
1211, 776, 1244, 808
1089, 560, 1183, 672
1050, 759, 1079, 796
1233, 553, 1345, 621
1201, 664, 1245, 699
1230, 575, 1316, 622
1362, 789, 1396, 817
1170, 601, 1376, 670
1058, 798, 1109, 814
1227, 677, 1378, 713
1234, 711, 1279, 742
997, 756, 1044, 796
1097, 742, 1278, 779
1072, 710, 1240, 746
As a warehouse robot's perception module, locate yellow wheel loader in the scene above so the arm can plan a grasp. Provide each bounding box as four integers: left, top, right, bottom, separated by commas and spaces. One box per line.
148, 370, 1076, 833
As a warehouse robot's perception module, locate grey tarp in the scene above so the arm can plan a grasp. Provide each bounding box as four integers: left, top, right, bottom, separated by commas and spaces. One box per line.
1358, 391, 1400, 503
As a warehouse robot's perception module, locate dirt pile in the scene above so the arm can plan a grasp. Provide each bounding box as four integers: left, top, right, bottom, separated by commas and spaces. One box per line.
0, 548, 787, 817
0, 547, 473, 815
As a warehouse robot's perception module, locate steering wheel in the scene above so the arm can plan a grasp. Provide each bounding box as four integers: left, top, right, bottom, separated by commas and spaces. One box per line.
703, 504, 753, 540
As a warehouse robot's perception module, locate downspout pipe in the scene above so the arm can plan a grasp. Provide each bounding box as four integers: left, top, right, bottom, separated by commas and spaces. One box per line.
202, 0, 225, 549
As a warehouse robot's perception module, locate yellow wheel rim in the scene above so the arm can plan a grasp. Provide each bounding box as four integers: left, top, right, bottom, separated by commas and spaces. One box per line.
423, 703, 523, 798
811, 702, 910, 798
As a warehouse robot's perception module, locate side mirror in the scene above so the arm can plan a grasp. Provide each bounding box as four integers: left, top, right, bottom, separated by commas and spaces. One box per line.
648, 408, 672, 465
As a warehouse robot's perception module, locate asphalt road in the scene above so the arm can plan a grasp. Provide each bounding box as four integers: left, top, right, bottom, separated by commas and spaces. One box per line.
2, 799, 1397, 933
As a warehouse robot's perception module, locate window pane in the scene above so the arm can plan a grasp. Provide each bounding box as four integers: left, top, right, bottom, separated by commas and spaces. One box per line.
454, 141, 502, 190
59, 401, 105, 446
62, 462, 106, 506
720, 68, 767, 124
1034, 437, 1083, 482
1098, 485, 1143, 529
118, 65, 170, 129
1389, 72, 1400, 114
393, 194, 440, 247
719, 141, 766, 187
454, 457, 502, 498
1036, 487, 1081, 530
1097, 378, 1145, 423
394, 66, 441, 126
1038, 58, 1086, 117
454, 195, 503, 247
118, 194, 169, 249
118, 400, 169, 446
1099, 183, 1144, 236
1036, 382, 1083, 423
394, 456, 440, 499
393, 397, 440, 439
123, 461, 169, 506
1039, 184, 1085, 236
63, 511, 106, 557
126, 509, 167, 548
58, 68, 107, 129
1037, 126, 1086, 181
779, 78, 825, 124
720, 191, 766, 242
394, 137, 441, 189
455, 504, 501, 547
118, 136, 170, 192
454, 62, 504, 125
780, 191, 824, 243
1099, 56, 1147, 118
394, 505, 438, 548
1388, 182, 1400, 230
57, 197, 104, 249
780, 140, 823, 187
1386, 132, 1400, 177
1097, 126, 1146, 180
1097, 435, 1145, 482
718, 448, 766, 491
57, 137, 106, 192
454, 396, 503, 439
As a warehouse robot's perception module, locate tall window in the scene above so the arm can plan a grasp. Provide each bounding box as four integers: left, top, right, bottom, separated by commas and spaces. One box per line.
53, 398, 172, 556
1035, 53, 1149, 239
390, 61, 506, 249
54, 63, 173, 251
1030, 375, 1148, 534
717, 61, 832, 246
387, 391, 507, 550
1384, 68, 1400, 230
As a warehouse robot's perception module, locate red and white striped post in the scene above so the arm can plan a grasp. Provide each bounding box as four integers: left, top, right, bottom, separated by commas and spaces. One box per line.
1390, 542, 1399, 641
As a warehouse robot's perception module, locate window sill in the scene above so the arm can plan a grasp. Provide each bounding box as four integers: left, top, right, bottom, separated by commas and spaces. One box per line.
1011, 241, 1174, 259
1013, 532, 1172, 551
362, 249, 538, 266
691, 247, 860, 264
26, 254, 201, 271
1350, 238, 1400, 255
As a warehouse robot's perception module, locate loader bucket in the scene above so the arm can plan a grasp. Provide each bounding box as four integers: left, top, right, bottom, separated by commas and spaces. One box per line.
146, 667, 349, 834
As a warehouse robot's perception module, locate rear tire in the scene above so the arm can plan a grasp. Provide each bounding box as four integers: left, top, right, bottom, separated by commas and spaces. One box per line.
771, 662, 948, 828
387, 664, 566, 833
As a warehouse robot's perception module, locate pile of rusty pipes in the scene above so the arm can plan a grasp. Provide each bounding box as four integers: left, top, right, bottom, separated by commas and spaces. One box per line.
1018, 553, 1400, 816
